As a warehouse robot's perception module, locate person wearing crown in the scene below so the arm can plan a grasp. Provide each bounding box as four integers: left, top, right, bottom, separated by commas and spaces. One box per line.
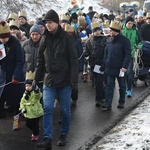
84, 21, 107, 106
9, 20, 27, 46
19, 71, 43, 142
102, 21, 131, 110
0, 21, 25, 118
18, 11, 32, 38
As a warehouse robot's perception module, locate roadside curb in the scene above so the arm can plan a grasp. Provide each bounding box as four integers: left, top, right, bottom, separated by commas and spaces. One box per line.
78, 87, 150, 150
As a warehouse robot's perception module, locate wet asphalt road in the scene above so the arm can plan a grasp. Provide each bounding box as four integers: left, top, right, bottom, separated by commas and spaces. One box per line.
0, 76, 149, 150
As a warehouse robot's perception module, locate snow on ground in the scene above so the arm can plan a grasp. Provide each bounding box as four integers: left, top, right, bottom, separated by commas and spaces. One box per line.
9, 0, 108, 20
0, 0, 108, 20
91, 94, 150, 150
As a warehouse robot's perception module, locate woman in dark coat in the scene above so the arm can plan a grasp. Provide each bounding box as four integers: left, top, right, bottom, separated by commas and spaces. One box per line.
0, 21, 25, 118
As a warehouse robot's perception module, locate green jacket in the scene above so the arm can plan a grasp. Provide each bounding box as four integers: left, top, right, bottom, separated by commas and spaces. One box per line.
122, 25, 141, 58
19, 91, 43, 119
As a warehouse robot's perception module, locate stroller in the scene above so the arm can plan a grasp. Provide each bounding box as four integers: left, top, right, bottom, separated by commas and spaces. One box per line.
133, 41, 150, 86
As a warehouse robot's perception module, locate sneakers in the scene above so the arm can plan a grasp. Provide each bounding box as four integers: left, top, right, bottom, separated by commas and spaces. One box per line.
101, 102, 111, 111
57, 134, 67, 146
126, 90, 132, 97
31, 135, 39, 142
117, 103, 124, 108
37, 137, 52, 149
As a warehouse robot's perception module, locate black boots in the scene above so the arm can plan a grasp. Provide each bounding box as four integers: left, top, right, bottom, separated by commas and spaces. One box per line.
37, 137, 52, 149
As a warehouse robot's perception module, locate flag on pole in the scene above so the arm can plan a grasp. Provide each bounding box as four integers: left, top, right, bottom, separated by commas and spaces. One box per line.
12, 112, 22, 131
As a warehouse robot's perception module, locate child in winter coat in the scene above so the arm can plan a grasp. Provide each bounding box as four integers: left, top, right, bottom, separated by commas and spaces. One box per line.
19, 79, 43, 142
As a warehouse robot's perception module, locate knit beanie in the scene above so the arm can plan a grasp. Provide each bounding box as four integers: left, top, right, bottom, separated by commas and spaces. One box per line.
137, 10, 144, 17
25, 79, 33, 85
126, 16, 134, 24
43, 9, 59, 24
71, 13, 78, 20
80, 30, 88, 41
29, 24, 42, 35
36, 18, 46, 28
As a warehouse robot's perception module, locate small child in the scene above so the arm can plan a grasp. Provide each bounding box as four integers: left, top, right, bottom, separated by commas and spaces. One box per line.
19, 79, 43, 142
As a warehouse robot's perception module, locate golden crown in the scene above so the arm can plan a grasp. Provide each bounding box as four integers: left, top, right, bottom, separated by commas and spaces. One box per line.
60, 14, 70, 21
91, 22, 100, 30
109, 21, 122, 31
0, 22, 10, 34
9, 20, 19, 28
78, 16, 86, 25
102, 22, 110, 29
8, 13, 17, 20
94, 13, 100, 18
18, 11, 27, 18
29, 20, 35, 25
65, 25, 74, 32
26, 71, 35, 80
76, 10, 83, 16
146, 12, 150, 18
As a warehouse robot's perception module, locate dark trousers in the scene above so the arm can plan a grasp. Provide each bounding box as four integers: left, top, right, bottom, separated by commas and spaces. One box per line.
94, 72, 105, 102
105, 75, 126, 106
26, 117, 40, 135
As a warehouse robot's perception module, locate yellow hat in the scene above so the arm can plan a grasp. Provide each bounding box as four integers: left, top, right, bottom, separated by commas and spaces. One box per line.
146, 12, 150, 19
9, 20, 19, 29
109, 21, 122, 32
8, 13, 17, 21
18, 11, 27, 20
60, 14, 70, 22
91, 22, 100, 30
0, 21, 10, 38
65, 25, 74, 33
78, 16, 86, 26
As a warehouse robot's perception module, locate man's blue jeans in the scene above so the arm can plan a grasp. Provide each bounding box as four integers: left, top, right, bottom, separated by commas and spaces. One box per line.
105, 75, 126, 106
42, 85, 71, 139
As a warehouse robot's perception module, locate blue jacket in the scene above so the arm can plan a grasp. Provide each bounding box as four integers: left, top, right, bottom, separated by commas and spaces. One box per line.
104, 34, 131, 76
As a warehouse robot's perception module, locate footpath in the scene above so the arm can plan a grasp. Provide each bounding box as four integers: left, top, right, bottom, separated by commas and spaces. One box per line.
91, 91, 150, 150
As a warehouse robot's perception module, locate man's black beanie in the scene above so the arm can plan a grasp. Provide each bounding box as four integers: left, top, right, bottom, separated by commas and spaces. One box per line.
43, 9, 59, 24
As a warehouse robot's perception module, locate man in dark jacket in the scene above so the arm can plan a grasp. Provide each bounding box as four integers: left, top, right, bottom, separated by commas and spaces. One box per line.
34, 9, 78, 149
85, 22, 106, 106
102, 21, 131, 110
141, 12, 150, 42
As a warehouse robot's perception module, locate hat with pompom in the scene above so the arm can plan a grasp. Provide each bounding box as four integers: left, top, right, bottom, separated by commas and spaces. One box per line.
80, 30, 88, 41
0, 21, 10, 38
137, 10, 144, 17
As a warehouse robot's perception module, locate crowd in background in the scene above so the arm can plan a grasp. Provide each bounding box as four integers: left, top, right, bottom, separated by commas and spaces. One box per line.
0, 0, 150, 148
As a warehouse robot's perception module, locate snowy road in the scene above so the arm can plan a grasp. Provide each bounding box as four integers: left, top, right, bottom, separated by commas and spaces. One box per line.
91, 94, 150, 150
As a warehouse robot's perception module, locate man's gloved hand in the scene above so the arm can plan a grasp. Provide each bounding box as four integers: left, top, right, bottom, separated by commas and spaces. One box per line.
34, 85, 39, 94
21, 109, 26, 113
99, 64, 105, 72
71, 83, 78, 91
24, 90, 29, 100
12, 79, 18, 84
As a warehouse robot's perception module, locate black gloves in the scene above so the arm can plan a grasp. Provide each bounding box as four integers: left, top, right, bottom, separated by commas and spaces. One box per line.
100, 64, 105, 72
32, 80, 39, 93
24, 90, 30, 100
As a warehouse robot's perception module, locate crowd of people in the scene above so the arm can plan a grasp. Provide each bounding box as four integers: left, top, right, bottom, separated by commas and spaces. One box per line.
0, 0, 150, 149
